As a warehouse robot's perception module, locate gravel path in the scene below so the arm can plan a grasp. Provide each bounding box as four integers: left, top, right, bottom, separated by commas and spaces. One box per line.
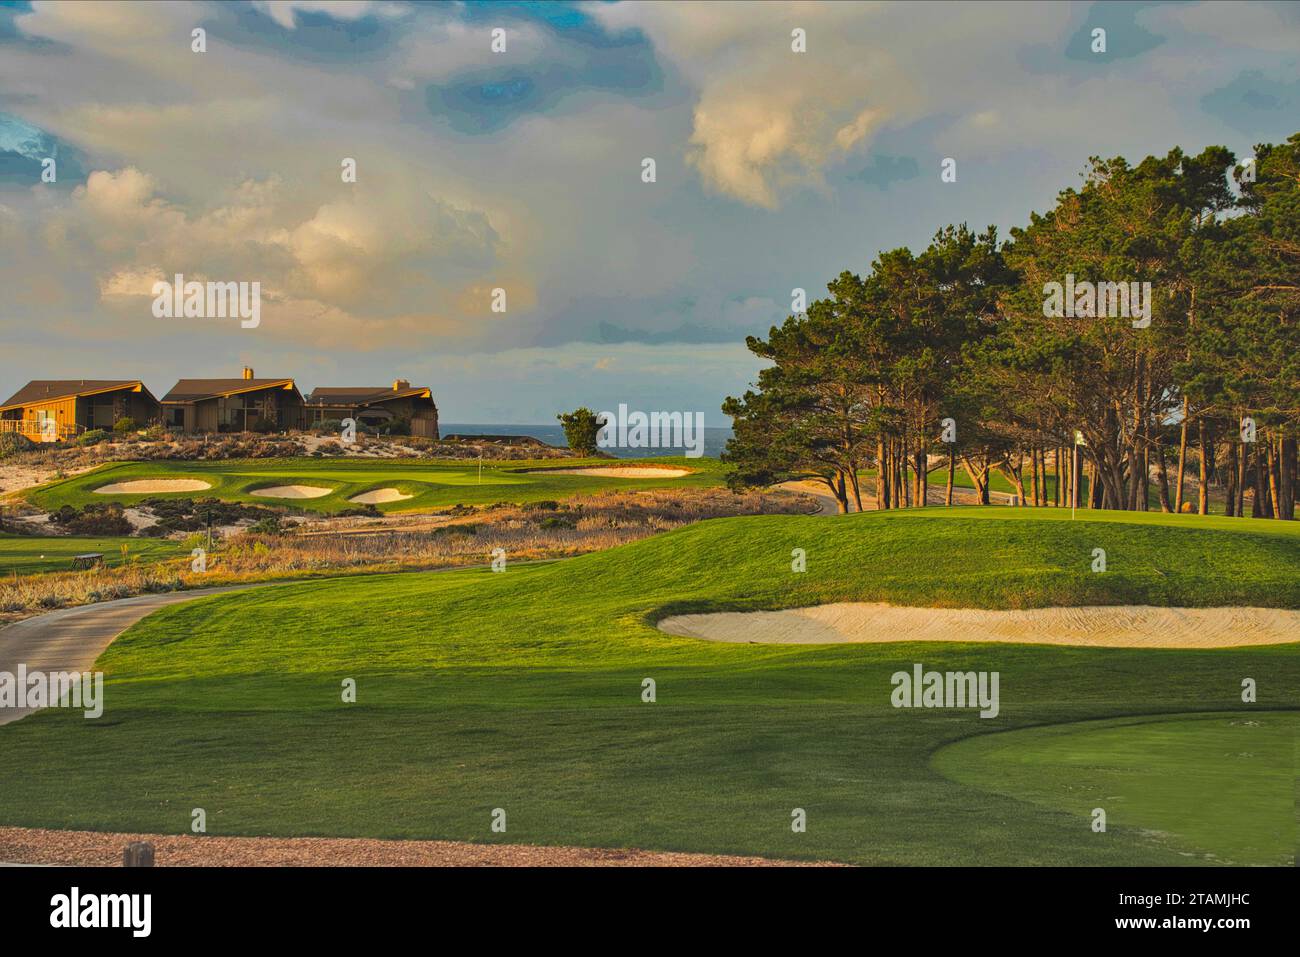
0, 827, 830, 867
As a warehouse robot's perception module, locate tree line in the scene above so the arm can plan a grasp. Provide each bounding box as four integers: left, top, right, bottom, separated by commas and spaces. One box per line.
723, 134, 1300, 518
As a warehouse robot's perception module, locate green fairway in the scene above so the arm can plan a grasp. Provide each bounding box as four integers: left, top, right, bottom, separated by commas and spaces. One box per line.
933, 712, 1296, 866
25, 456, 725, 514
1, 506, 1296, 864
0, 533, 183, 575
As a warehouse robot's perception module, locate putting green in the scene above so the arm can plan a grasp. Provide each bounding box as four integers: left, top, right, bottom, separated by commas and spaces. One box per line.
932, 712, 1297, 865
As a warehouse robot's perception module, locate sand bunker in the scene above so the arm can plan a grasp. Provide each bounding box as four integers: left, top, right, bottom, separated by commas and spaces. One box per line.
93, 479, 211, 494
249, 485, 332, 499
349, 488, 413, 505
658, 603, 1300, 649
532, 467, 691, 478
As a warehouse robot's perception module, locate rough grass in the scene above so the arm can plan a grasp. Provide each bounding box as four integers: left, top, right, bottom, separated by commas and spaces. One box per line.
0, 507, 1296, 864
26, 456, 726, 514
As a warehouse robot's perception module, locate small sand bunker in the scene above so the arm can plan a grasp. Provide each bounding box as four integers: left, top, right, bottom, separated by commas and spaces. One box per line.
249, 485, 332, 499
93, 479, 211, 494
532, 467, 691, 478
349, 488, 413, 505
658, 603, 1300, 649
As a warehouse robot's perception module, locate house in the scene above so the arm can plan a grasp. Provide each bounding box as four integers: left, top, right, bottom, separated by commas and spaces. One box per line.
0, 379, 162, 442
160, 367, 305, 433
305, 380, 439, 438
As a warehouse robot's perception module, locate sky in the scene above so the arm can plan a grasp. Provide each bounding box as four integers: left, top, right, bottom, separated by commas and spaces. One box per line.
0, 0, 1297, 422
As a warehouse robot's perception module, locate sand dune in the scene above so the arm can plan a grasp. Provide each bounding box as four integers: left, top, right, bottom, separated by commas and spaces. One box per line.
249, 485, 332, 499
93, 479, 211, 494
658, 602, 1300, 649
349, 488, 413, 504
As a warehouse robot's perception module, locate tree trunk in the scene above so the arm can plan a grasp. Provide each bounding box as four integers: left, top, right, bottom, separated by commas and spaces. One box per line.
1155, 437, 1172, 513
1030, 449, 1040, 507
1174, 402, 1189, 513
1252, 440, 1269, 518
876, 438, 889, 509
1280, 437, 1297, 520
1224, 438, 1238, 517
946, 448, 955, 506
1197, 419, 1209, 515
1238, 435, 1248, 517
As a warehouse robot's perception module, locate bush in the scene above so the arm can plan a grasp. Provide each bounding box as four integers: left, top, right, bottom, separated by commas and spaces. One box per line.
76, 429, 110, 447
0, 432, 34, 459
112, 417, 137, 434
247, 516, 286, 535
50, 503, 132, 536
248, 417, 278, 434
140, 424, 167, 441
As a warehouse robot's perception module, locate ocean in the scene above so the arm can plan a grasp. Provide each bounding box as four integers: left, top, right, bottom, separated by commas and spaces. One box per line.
440, 423, 733, 459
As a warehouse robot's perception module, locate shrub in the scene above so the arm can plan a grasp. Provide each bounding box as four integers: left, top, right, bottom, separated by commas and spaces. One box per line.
247, 516, 285, 536
112, 417, 137, 434
50, 502, 132, 536
0, 433, 34, 459
248, 417, 278, 434
522, 500, 561, 511
76, 429, 110, 447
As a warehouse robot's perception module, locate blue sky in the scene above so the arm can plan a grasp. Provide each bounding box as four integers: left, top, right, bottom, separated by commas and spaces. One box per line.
0, 0, 1297, 421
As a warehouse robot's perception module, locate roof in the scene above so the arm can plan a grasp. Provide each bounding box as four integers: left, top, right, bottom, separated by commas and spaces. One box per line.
0, 380, 150, 411
161, 379, 299, 403
306, 386, 433, 406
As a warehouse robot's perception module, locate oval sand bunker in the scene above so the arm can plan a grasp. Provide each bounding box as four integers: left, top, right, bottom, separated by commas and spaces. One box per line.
658, 603, 1300, 649
94, 479, 212, 494
249, 485, 332, 499
531, 467, 691, 478
349, 488, 413, 505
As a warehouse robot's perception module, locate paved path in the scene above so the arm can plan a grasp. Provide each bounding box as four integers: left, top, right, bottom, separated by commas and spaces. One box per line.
0, 586, 254, 726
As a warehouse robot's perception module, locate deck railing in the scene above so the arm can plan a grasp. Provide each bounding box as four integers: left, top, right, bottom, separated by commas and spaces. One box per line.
0, 419, 82, 441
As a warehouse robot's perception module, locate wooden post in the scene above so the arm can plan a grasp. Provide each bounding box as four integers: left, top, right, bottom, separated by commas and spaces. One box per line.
123, 841, 155, 867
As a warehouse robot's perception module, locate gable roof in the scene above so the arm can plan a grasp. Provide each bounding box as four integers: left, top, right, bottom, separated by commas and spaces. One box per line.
161, 379, 300, 403
306, 386, 433, 406
0, 380, 153, 411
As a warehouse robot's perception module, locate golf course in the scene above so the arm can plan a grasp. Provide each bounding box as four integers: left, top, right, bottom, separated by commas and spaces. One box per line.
0, 505, 1295, 865
24, 457, 723, 514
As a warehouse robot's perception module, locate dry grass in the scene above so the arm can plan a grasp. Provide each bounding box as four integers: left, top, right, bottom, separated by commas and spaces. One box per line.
0, 487, 812, 621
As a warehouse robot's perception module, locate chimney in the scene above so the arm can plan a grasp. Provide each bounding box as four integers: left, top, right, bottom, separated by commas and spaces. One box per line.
393, 379, 410, 392
242, 367, 254, 380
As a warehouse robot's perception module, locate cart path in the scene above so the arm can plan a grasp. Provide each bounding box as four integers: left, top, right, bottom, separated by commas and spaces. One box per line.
0, 586, 256, 726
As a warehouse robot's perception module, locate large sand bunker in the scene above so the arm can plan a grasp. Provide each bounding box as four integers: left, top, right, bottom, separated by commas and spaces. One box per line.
349, 488, 413, 505
249, 485, 332, 499
531, 467, 691, 478
658, 603, 1300, 649
93, 479, 211, 494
